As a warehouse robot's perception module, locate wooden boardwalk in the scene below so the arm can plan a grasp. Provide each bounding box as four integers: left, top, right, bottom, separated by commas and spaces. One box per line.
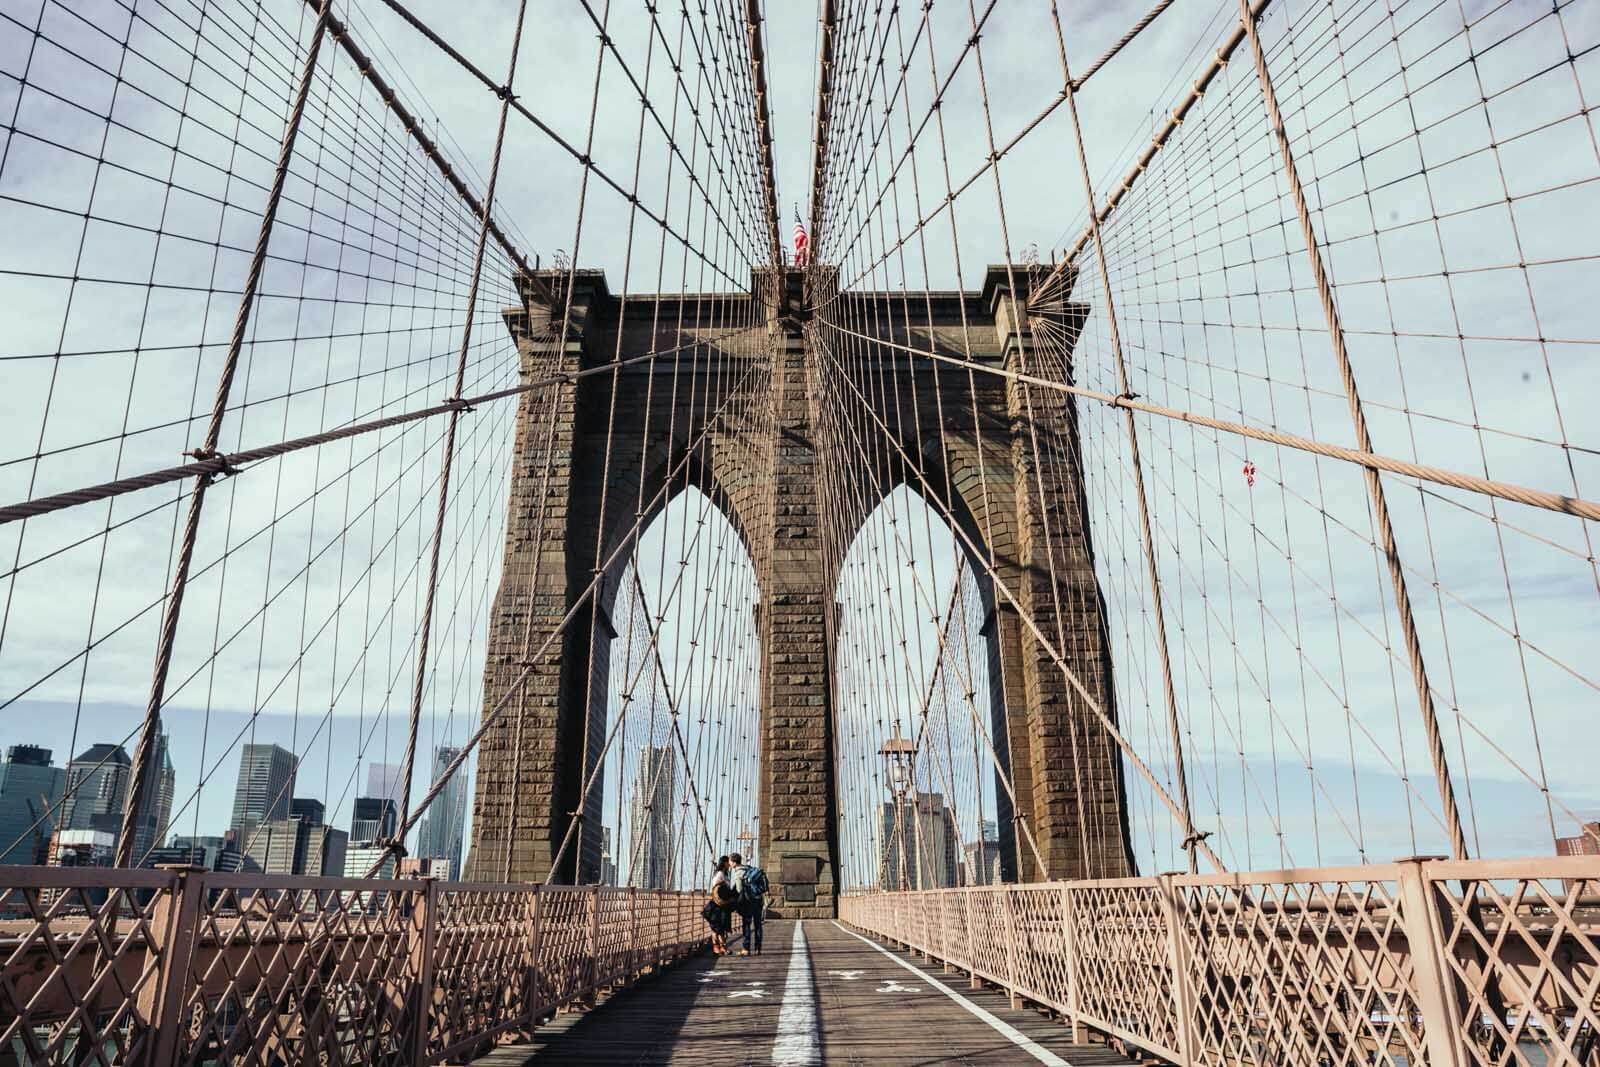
481, 919, 1138, 1066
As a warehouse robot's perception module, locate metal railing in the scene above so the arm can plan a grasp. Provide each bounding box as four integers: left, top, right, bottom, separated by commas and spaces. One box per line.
0, 867, 703, 1065
842, 855, 1600, 1067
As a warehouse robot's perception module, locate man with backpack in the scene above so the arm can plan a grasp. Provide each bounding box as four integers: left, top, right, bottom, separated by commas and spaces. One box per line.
727, 852, 767, 956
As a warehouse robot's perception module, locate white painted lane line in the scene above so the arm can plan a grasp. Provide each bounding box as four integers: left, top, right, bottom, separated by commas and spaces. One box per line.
831, 921, 1072, 1067
773, 921, 821, 1066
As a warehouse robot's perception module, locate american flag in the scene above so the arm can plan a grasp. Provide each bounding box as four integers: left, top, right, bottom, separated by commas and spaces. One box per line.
792, 209, 808, 265
1242, 460, 1257, 487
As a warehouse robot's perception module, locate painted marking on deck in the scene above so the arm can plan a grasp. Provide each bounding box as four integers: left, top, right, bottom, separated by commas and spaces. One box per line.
772, 920, 821, 1066
877, 979, 922, 993
832, 921, 1071, 1067
729, 988, 769, 999
829, 969, 864, 980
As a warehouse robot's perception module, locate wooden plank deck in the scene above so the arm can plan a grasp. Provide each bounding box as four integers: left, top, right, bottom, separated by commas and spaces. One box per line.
479, 919, 1139, 1066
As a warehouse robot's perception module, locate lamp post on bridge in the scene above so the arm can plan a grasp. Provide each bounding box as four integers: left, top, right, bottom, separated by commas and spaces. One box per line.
879, 731, 917, 892
737, 824, 757, 867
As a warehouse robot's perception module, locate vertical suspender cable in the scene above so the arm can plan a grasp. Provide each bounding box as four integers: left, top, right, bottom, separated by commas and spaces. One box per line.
1235, 0, 1467, 862
118, 0, 335, 869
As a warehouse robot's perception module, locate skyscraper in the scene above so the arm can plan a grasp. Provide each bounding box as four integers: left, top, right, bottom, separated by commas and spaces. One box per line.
366, 762, 404, 806
0, 745, 65, 865
880, 792, 959, 890
229, 744, 297, 842
125, 733, 175, 864
62, 743, 131, 837
599, 827, 617, 886
290, 797, 325, 825
628, 745, 676, 889
350, 796, 397, 842
162, 835, 244, 872
244, 800, 347, 876
414, 745, 467, 880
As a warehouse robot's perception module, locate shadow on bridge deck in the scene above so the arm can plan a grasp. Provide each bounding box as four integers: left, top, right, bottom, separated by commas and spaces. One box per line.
480, 919, 1137, 1066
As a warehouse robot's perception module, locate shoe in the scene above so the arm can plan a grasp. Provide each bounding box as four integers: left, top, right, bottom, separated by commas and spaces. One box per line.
738, 949, 750, 956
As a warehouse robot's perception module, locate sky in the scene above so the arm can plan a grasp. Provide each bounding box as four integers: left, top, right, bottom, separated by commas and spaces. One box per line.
0, 0, 1596, 883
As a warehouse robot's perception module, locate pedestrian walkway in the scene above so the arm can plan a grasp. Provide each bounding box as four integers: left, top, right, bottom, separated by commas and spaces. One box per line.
483, 919, 1138, 1065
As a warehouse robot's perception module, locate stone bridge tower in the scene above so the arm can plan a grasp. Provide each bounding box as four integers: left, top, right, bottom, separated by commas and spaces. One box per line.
466, 265, 1132, 915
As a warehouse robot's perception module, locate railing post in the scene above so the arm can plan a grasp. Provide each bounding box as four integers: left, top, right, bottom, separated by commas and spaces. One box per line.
627, 886, 639, 980
962, 889, 981, 990
1395, 858, 1468, 1067
999, 885, 1022, 1008
408, 877, 439, 1066
525, 884, 544, 1027
588, 886, 601, 1001
1158, 873, 1201, 1065
141, 866, 206, 1066
940, 892, 954, 973
1059, 884, 1086, 1043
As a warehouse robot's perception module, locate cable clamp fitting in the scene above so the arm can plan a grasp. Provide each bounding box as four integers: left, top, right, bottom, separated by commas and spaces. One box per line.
1181, 829, 1213, 852
188, 448, 240, 478
1115, 391, 1140, 404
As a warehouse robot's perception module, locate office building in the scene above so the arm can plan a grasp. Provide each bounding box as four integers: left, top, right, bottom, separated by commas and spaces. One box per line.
880, 792, 959, 890
598, 827, 617, 886
62, 743, 131, 837
366, 762, 404, 806
157, 835, 245, 873
290, 798, 325, 825
400, 857, 451, 878
59, 738, 170, 861
244, 800, 347, 876
415, 745, 467, 880
0, 745, 65, 865
47, 828, 115, 868
351, 796, 397, 842
125, 733, 175, 864
961, 839, 1002, 886
229, 744, 297, 840
342, 841, 397, 913
628, 745, 676, 889
1557, 822, 1600, 892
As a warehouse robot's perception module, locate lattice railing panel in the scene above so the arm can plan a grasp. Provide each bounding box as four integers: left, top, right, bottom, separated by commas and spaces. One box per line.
0, 870, 703, 1066
964, 887, 1013, 987
593, 888, 635, 987
1069, 880, 1182, 1057
1012, 885, 1071, 1013
1176, 872, 1429, 1066
175, 875, 421, 1067
428, 884, 538, 1061
1433, 859, 1600, 1067
847, 857, 1600, 1064
0, 869, 171, 1066
533, 887, 597, 1012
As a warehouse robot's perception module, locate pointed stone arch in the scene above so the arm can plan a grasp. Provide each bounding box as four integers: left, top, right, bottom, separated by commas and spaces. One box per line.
470, 264, 1132, 903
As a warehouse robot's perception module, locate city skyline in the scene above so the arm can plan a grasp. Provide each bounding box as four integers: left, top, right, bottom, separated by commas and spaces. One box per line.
0, 701, 484, 862
0, 724, 472, 880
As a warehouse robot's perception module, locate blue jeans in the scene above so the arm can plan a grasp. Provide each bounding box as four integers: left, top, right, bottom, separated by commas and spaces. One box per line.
736, 900, 763, 952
